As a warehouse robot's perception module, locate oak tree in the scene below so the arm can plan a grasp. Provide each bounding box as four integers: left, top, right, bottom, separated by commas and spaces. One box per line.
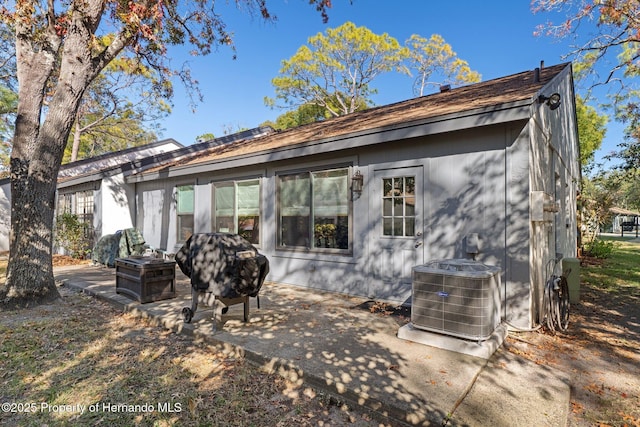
0, 0, 333, 308
0, 30, 162, 167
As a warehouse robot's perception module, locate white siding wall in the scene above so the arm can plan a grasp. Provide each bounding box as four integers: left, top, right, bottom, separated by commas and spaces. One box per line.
100, 174, 135, 236
136, 180, 177, 252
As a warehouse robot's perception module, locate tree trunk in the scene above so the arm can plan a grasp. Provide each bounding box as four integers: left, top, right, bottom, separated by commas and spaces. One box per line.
3, 103, 84, 308
3, 171, 60, 307
1, 2, 104, 308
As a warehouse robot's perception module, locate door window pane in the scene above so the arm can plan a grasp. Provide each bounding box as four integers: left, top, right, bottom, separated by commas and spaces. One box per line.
382, 176, 416, 237
56, 190, 95, 249
177, 185, 194, 214
76, 190, 94, 243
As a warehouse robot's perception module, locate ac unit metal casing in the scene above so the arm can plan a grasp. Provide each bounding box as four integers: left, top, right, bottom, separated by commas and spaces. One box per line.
411, 259, 501, 341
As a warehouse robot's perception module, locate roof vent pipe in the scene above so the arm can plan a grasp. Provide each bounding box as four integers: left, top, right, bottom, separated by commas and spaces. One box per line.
439, 84, 451, 93
534, 67, 540, 83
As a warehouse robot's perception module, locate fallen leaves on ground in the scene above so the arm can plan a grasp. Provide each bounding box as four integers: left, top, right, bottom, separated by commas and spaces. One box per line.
504, 281, 640, 427
0, 286, 390, 427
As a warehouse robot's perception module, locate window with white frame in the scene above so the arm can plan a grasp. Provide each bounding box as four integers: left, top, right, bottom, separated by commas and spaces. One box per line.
212, 179, 261, 244
176, 185, 194, 242
277, 167, 350, 251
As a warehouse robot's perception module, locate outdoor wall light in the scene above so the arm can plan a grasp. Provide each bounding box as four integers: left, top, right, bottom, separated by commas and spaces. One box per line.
352, 170, 364, 194
538, 92, 562, 110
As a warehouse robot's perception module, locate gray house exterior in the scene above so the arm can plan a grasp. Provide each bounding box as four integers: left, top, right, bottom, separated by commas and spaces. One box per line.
0, 62, 580, 329
129, 62, 580, 329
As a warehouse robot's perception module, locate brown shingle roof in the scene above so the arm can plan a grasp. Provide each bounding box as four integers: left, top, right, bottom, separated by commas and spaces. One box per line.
141, 63, 569, 174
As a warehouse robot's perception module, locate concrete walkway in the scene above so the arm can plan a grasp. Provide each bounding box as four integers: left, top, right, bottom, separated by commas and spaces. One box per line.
54, 264, 570, 426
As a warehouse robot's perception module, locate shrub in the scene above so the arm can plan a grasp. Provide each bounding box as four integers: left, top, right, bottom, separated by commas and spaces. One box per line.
584, 238, 615, 259
55, 213, 91, 259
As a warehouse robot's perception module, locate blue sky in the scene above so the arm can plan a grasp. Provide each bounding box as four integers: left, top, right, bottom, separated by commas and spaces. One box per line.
160, 0, 621, 166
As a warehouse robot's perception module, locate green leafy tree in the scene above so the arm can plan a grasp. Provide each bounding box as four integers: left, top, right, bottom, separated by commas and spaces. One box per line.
581, 171, 623, 243
405, 34, 481, 97
264, 103, 332, 130
267, 21, 409, 118
532, 0, 640, 169
196, 133, 216, 143
613, 100, 640, 170
581, 168, 640, 241
0, 0, 333, 308
575, 96, 608, 246
54, 213, 91, 259
576, 94, 608, 174
265, 94, 369, 130
620, 170, 640, 212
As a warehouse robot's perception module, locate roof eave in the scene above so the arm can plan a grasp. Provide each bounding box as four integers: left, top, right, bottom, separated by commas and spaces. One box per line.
127, 98, 532, 183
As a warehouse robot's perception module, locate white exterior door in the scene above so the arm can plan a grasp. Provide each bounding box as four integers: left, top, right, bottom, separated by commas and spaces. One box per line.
368, 166, 424, 300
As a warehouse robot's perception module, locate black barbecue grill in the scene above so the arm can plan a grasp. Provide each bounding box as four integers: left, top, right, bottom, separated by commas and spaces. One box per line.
175, 233, 269, 327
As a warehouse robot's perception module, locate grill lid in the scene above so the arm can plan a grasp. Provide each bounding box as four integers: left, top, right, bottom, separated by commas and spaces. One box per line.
175, 233, 269, 297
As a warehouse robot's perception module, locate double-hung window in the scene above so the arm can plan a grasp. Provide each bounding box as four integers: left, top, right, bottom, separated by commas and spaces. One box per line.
277, 167, 350, 252
212, 179, 261, 244
176, 185, 194, 242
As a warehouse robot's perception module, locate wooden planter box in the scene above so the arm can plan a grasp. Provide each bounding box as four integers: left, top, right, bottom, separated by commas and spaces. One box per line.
115, 257, 176, 303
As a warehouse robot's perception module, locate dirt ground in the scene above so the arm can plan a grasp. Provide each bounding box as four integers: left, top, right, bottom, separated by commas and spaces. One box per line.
51, 254, 93, 267
503, 278, 640, 426
1, 285, 387, 427
2, 255, 639, 425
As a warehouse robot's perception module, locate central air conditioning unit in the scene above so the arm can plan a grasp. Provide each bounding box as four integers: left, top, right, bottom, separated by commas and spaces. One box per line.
411, 259, 501, 341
